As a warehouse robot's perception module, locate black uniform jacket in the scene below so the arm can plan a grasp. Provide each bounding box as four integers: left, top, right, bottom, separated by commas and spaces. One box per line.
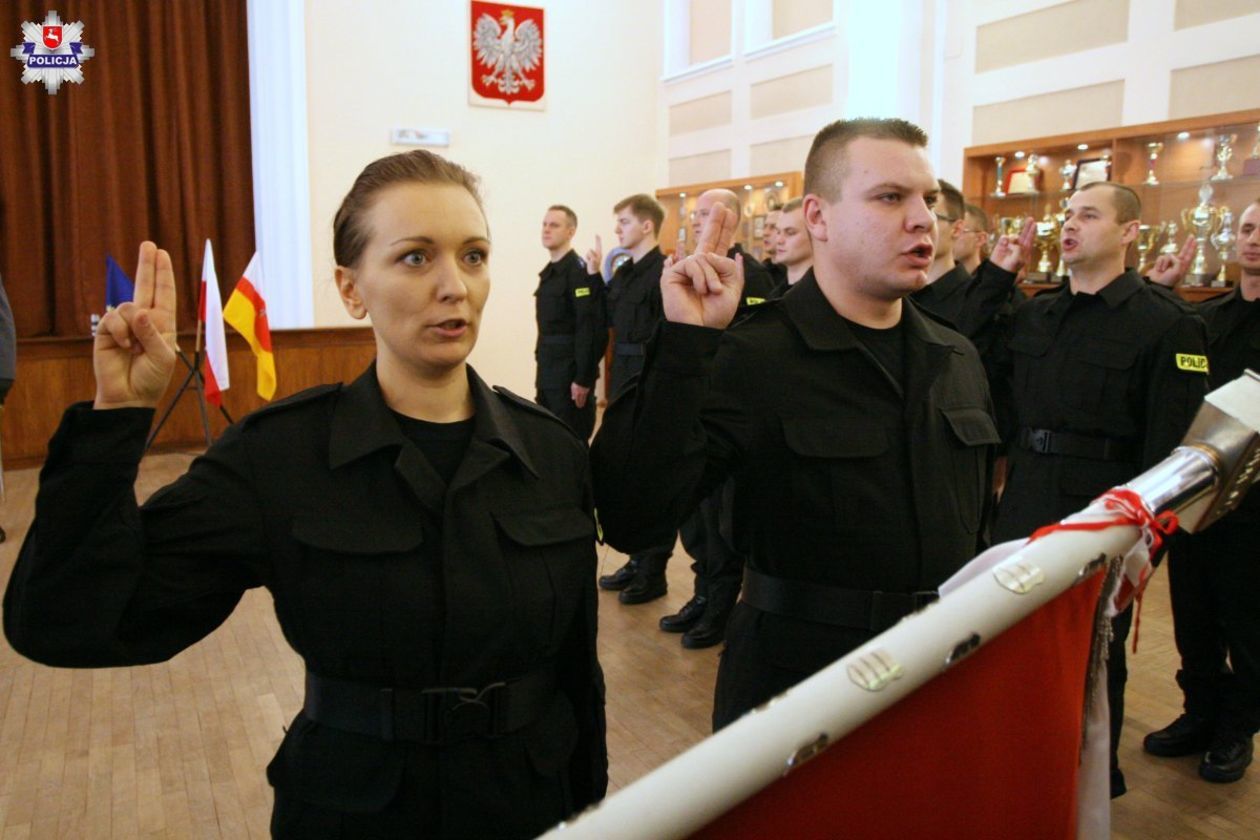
992, 270, 1209, 540
535, 250, 607, 390
911, 260, 1023, 342
4, 365, 607, 837
730, 243, 774, 306
1197, 287, 1260, 522
592, 269, 1000, 600
605, 247, 666, 395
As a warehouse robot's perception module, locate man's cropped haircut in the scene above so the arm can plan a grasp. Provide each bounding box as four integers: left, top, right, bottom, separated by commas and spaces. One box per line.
804, 118, 929, 201
964, 203, 990, 232
938, 180, 965, 222
614, 194, 665, 235
781, 197, 803, 214
1077, 181, 1141, 224
548, 204, 577, 228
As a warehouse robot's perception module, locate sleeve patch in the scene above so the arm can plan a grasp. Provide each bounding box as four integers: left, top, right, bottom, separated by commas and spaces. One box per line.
744, 296, 766, 306
1175, 353, 1209, 374
574, 286, 592, 298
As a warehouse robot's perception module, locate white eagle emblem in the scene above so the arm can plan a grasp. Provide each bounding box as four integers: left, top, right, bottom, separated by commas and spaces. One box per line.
473, 9, 541, 97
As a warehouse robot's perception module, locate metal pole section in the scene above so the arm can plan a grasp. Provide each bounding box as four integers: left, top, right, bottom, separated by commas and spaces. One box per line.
546, 373, 1260, 840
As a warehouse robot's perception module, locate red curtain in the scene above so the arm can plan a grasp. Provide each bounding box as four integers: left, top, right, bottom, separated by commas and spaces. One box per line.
0, 0, 253, 337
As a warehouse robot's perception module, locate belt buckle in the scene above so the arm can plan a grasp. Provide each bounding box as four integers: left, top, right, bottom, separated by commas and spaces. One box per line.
1030, 429, 1052, 454
427, 682, 507, 742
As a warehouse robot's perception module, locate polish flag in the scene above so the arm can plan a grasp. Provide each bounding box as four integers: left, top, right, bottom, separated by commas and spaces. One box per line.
198, 240, 230, 406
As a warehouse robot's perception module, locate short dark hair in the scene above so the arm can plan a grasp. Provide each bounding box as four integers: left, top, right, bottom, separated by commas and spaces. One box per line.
547, 204, 577, 228
804, 117, 929, 201
1077, 181, 1141, 224
334, 150, 483, 268
614, 193, 665, 236
964, 203, 990, 232
937, 180, 965, 222
781, 197, 803, 213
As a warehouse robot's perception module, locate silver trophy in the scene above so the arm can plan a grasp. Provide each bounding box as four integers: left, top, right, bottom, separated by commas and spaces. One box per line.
1210, 207, 1236, 288
1159, 221, 1181, 257
992, 155, 1006, 198
1211, 134, 1237, 181
1059, 159, 1076, 192
1144, 142, 1163, 186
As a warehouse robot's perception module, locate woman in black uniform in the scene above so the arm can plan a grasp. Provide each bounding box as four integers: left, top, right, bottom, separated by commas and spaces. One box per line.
3, 151, 607, 838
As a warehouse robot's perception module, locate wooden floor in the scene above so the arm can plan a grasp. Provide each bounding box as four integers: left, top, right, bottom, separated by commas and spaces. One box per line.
0, 453, 1257, 838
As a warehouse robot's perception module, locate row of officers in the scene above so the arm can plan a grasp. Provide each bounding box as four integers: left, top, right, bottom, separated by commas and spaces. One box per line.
4, 118, 1258, 838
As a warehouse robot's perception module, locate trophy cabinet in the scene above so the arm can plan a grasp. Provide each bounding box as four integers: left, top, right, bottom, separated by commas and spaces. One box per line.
654, 171, 804, 262
961, 107, 1260, 301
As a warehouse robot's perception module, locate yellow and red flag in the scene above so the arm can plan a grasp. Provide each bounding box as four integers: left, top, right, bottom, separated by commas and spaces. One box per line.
223, 253, 276, 400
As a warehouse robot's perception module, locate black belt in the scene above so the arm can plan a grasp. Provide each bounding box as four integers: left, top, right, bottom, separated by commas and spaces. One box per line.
741, 567, 937, 634
1017, 427, 1137, 462
614, 342, 644, 357
303, 666, 556, 744
539, 334, 573, 345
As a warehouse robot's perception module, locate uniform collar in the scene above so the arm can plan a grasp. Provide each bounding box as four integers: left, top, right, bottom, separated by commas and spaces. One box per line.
329, 363, 537, 479
914, 263, 970, 304
628, 247, 663, 274
782, 269, 956, 352
1093, 269, 1144, 308
539, 249, 576, 278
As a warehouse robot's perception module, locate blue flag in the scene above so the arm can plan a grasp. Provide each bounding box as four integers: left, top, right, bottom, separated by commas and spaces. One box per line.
105, 255, 134, 308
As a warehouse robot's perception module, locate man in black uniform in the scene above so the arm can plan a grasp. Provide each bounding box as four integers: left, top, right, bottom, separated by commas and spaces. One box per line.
593, 193, 675, 605
761, 209, 787, 290
1143, 198, 1260, 783
989, 181, 1210, 797
768, 198, 812, 297
954, 203, 990, 276
536, 205, 606, 439
592, 118, 1000, 728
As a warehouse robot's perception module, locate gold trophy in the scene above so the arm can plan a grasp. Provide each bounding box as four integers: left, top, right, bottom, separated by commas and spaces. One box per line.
1159, 221, 1181, 257
1144, 142, 1163, 186
1025, 152, 1041, 188
1211, 134, 1237, 181
1210, 207, 1236, 288
1135, 223, 1162, 275
992, 156, 1007, 198
1059, 159, 1076, 191
1028, 205, 1059, 281
1054, 199, 1069, 280
1181, 183, 1224, 286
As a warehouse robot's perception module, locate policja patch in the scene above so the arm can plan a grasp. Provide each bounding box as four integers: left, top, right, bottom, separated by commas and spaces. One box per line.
1175, 353, 1210, 374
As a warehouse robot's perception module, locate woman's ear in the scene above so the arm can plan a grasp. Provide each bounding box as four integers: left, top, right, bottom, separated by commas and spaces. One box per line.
335, 266, 367, 319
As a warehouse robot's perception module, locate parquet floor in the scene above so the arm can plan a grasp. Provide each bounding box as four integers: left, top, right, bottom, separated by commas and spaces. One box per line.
0, 453, 1256, 837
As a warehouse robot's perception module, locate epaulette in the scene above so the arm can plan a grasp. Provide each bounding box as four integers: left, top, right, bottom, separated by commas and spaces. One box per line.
1143, 281, 1198, 314
906, 296, 959, 331
240, 383, 342, 427
492, 385, 576, 431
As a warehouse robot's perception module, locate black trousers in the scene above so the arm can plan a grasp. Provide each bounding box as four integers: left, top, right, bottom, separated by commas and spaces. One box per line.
1109, 605, 1133, 775
677, 482, 744, 611
536, 386, 595, 440
1167, 522, 1260, 738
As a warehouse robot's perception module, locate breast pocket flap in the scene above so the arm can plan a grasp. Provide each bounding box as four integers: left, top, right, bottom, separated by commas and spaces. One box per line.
782, 417, 888, 458
1070, 338, 1138, 370
941, 406, 1001, 446
493, 506, 595, 547
291, 514, 424, 555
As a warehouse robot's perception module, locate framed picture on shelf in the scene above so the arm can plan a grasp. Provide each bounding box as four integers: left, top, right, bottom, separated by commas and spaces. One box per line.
753, 214, 766, 239
1073, 157, 1111, 188
1005, 166, 1038, 194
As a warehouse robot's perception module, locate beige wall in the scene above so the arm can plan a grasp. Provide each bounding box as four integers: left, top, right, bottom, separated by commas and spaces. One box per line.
690, 0, 731, 64
1175, 0, 1260, 29
772, 0, 832, 39
1170, 54, 1260, 118
304, 0, 660, 395
750, 66, 833, 120
975, 0, 1129, 73
750, 135, 813, 178
971, 80, 1125, 146
670, 92, 733, 135
669, 150, 733, 185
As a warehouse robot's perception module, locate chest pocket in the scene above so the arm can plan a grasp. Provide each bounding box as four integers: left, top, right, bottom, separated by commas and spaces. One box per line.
491, 506, 595, 649
290, 513, 427, 663
535, 281, 569, 328
941, 406, 1000, 533
782, 417, 890, 534
1065, 337, 1139, 416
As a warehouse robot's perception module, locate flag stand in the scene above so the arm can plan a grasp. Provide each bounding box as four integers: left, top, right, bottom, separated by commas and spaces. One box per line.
145, 321, 234, 452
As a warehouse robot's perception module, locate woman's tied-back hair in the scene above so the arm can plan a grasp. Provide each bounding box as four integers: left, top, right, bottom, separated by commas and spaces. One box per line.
334, 150, 485, 268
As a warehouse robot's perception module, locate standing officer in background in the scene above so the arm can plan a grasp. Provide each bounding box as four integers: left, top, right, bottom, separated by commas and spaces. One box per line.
989, 181, 1209, 798
761, 208, 786, 289
955, 203, 991, 276
1144, 198, 1260, 784
592, 118, 1000, 729
692, 189, 775, 305
536, 205, 606, 439
590, 194, 675, 605
770, 198, 813, 296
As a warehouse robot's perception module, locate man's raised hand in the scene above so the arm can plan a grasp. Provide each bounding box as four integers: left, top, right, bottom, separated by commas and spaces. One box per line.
660, 204, 744, 329
94, 241, 179, 409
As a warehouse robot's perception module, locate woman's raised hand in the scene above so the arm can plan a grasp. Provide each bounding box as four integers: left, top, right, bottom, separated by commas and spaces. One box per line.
94, 241, 179, 409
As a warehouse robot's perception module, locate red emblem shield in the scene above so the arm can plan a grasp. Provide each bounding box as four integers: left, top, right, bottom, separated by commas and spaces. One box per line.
470, 2, 544, 105
42, 25, 62, 49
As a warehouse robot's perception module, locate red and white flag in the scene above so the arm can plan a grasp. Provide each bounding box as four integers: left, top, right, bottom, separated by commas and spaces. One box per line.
198, 239, 230, 406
